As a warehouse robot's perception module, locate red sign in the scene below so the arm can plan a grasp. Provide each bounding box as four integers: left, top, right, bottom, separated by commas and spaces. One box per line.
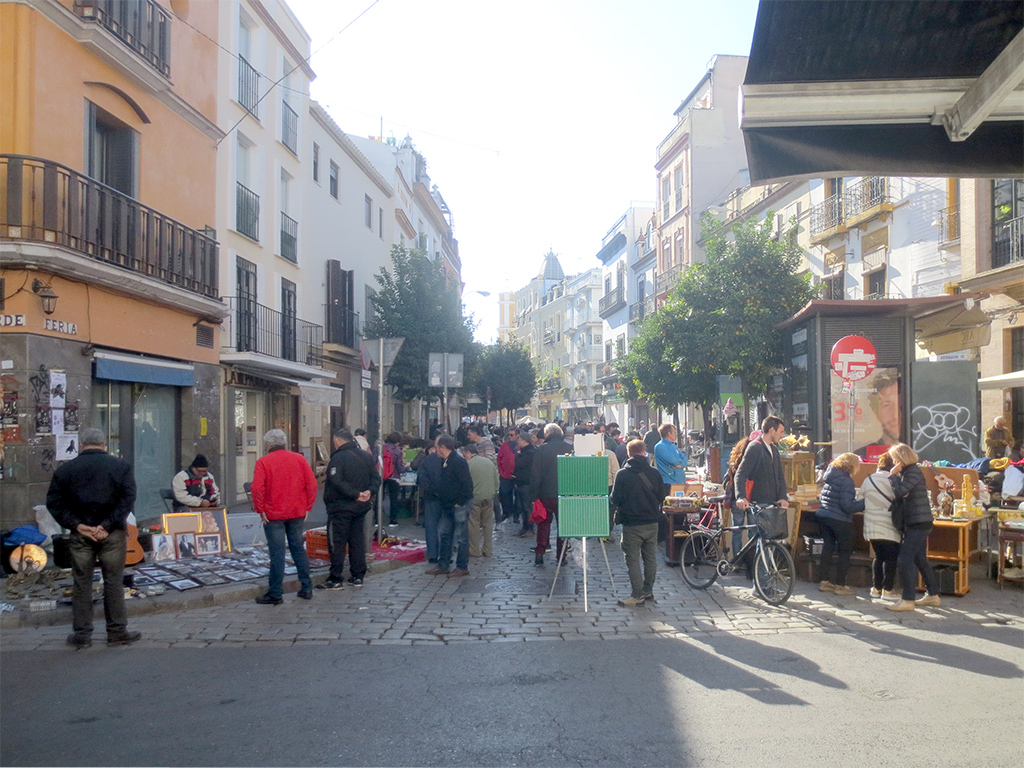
830, 335, 877, 381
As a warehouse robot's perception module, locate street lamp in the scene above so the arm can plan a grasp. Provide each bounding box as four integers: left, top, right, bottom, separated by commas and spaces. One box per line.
32, 279, 58, 315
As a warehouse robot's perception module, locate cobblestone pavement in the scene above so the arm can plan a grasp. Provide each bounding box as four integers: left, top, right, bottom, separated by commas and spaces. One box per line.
2, 519, 1021, 651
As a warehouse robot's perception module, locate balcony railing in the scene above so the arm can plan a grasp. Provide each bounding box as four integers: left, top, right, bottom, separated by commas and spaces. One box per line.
845, 176, 891, 221
281, 102, 298, 154
280, 211, 297, 263
236, 182, 259, 241
0, 155, 217, 298
993, 215, 1023, 269
937, 204, 960, 246
629, 294, 655, 323
74, 0, 171, 77
655, 262, 681, 294
223, 296, 323, 366
598, 284, 626, 316
324, 304, 360, 349
238, 55, 259, 117
810, 193, 844, 237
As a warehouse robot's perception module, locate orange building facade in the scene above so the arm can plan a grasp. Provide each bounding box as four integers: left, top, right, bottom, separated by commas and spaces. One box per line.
0, 0, 226, 525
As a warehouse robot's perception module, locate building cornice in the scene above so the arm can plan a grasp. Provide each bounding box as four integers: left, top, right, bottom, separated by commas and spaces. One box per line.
310, 103, 393, 197
17, 0, 223, 141
249, 0, 316, 81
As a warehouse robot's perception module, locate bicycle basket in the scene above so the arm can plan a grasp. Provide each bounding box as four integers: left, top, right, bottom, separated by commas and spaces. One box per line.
754, 506, 788, 540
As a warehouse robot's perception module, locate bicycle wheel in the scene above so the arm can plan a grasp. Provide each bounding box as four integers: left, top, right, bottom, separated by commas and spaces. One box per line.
752, 540, 795, 605
680, 532, 720, 589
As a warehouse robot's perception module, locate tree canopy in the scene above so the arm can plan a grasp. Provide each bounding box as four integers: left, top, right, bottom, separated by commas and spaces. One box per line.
470, 340, 536, 418
363, 245, 476, 402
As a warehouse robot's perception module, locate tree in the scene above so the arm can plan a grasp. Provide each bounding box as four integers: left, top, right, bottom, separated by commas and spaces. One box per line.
363, 245, 476, 402
471, 341, 536, 422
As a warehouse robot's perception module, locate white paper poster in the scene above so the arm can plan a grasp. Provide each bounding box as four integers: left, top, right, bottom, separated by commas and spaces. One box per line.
51, 408, 64, 435
49, 370, 66, 409
56, 434, 78, 461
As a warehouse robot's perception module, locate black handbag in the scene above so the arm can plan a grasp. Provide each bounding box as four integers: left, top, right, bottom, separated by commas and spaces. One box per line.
890, 497, 905, 532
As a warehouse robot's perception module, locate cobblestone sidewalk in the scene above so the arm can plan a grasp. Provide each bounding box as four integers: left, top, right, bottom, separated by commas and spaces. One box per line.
2, 518, 1020, 650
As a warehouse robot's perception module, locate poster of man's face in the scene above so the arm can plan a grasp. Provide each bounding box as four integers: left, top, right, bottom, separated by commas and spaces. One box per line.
829, 367, 901, 460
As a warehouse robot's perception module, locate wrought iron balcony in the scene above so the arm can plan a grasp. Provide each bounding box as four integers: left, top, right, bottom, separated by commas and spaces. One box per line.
655, 263, 681, 295
0, 155, 217, 298
280, 211, 297, 263
844, 177, 892, 224
324, 304, 360, 349
629, 294, 655, 323
282, 102, 298, 154
993, 215, 1023, 269
74, 0, 171, 77
937, 204, 960, 246
237, 55, 260, 117
598, 284, 626, 317
223, 296, 323, 366
236, 182, 259, 241
809, 193, 844, 238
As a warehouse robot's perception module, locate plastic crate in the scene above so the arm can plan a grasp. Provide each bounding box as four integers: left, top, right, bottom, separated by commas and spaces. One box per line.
557, 496, 610, 538
557, 455, 609, 496
304, 527, 329, 560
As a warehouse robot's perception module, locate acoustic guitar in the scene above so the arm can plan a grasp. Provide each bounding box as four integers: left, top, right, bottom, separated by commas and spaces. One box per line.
125, 524, 145, 566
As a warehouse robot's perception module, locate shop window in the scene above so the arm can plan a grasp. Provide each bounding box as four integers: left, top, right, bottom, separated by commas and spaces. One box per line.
132, 383, 177, 520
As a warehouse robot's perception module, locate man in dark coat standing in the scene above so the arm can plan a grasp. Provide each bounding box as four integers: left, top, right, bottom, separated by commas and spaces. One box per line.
531, 423, 572, 566
734, 416, 790, 527
47, 427, 140, 648
320, 428, 381, 590
426, 435, 474, 576
611, 439, 665, 607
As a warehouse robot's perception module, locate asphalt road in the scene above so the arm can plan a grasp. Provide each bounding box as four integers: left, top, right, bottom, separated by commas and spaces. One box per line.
3, 622, 1021, 767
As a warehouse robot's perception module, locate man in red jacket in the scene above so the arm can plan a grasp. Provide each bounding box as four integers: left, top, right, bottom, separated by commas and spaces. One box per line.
251, 429, 317, 605
497, 427, 518, 523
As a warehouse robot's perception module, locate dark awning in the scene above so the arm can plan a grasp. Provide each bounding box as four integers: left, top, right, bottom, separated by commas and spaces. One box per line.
741, 1, 1024, 183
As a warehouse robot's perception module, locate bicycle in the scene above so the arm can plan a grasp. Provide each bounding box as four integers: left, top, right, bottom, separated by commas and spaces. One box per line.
680, 502, 796, 605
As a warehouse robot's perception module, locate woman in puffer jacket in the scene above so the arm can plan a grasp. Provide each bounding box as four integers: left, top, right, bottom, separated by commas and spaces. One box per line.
886, 443, 940, 612
816, 452, 865, 596
859, 452, 901, 599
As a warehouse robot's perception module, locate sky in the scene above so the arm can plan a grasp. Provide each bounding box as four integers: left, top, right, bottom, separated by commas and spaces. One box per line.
287, 0, 761, 342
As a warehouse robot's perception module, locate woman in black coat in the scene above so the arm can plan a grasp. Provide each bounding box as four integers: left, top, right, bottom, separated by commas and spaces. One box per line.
886, 443, 940, 612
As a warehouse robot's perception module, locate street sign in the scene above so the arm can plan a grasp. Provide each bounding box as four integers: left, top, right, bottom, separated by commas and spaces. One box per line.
830, 335, 877, 381
361, 370, 372, 389
428, 353, 464, 387
362, 338, 404, 367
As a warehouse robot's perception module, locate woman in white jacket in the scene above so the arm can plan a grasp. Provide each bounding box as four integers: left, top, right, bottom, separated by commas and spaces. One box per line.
859, 453, 902, 599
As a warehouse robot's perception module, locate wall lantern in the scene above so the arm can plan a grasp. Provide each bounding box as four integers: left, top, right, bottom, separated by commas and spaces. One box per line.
32, 279, 58, 315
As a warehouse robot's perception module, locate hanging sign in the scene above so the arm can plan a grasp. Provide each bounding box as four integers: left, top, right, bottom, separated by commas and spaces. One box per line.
830, 335, 877, 381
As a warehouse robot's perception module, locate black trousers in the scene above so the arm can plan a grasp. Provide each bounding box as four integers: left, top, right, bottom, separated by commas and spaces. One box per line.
327, 508, 367, 581
870, 539, 901, 591
899, 523, 938, 600
818, 517, 854, 586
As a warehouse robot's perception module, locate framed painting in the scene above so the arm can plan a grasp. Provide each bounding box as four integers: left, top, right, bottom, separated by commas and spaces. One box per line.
195, 533, 223, 556
174, 532, 197, 559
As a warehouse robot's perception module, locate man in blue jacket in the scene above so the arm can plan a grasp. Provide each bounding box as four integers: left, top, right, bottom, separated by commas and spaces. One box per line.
654, 423, 688, 496
426, 435, 474, 577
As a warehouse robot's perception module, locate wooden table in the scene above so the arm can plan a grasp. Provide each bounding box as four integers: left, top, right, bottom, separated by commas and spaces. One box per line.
662, 504, 702, 565
925, 517, 982, 595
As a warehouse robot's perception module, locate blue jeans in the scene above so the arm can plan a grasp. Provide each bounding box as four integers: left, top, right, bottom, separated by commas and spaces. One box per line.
263, 517, 312, 599
499, 477, 516, 521
422, 498, 442, 561
437, 501, 470, 571
731, 506, 752, 553
899, 523, 938, 600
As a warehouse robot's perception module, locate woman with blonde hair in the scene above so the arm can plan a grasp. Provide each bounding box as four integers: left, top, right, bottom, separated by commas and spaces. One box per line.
816, 452, 865, 596
886, 443, 941, 611
859, 452, 901, 599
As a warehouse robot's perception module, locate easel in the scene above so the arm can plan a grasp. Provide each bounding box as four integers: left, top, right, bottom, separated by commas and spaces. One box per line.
548, 535, 618, 612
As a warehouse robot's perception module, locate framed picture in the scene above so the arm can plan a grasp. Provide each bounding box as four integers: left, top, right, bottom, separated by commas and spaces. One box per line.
195, 532, 223, 556
174, 532, 197, 559
163, 512, 201, 535
152, 534, 177, 562
198, 508, 232, 551
167, 578, 200, 591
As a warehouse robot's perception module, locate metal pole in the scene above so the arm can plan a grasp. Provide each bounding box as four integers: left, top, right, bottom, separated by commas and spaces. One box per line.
848, 381, 856, 454
443, 352, 449, 434
377, 337, 385, 543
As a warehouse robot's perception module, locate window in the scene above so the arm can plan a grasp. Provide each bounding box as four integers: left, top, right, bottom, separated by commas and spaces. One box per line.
365, 195, 373, 229
866, 267, 886, 298
237, 17, 259, 117
326, 260, 356, 347
235, 136, 259, 240
378, 207, 384, 239
615, 335, 626, 359
312, 143, 320, 183
280, 171, 297, 263
662, 177, 671, 219
605, 341, 614, 362
236, 257, 258, 352
329, 162, 339, 199
676, 231, 685, 265
86, 101, 138, 197
674, 167, 683, 210
281, 279, 297, 360
992, 178, 1024, 268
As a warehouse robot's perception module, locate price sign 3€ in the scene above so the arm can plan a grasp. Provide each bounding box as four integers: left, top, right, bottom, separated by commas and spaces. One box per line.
830, 335, 877, 381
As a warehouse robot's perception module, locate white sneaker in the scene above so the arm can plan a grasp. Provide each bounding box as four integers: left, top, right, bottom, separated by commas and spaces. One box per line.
915, 593, 942, 607
882, 589, 900, 599
869, 587, 882, 598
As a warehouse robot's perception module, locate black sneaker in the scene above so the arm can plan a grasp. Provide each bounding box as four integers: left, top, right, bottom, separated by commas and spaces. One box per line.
255, 594, 283, 605
107, 630, 142, 646
315, 580, 344, 591
348, 577, 364, 587
534, 555, 544, 567
643, 593, 655, 602
67, 633, 92, 649
297, 589, 313, 600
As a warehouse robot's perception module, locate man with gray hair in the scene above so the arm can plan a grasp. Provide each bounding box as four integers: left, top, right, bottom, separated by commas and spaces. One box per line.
47, 427, 140, 648
530, 423, 572, 566
251, 429, 317, 604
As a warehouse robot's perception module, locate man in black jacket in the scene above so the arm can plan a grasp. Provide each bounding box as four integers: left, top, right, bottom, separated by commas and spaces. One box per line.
734, 416, 790, 551
531, 423, 572, 566
319, 429, 381, 590
426, 435, 474, 576
46, 427, 140, 648
610, 439, 665, 607
513, 431, 536, 537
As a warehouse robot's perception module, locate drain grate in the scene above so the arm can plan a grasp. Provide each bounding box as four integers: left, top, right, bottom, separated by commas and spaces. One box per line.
455, 577, 577, 596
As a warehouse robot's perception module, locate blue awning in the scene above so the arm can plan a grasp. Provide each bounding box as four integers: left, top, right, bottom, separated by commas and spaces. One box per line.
93, 351, 195, 387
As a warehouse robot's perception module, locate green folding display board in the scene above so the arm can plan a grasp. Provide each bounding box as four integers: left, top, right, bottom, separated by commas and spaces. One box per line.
558, 496, 610, 538
557, 455, 609, 496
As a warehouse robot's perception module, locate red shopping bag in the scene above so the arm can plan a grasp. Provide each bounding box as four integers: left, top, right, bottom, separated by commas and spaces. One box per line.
530, 499, 548, 523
